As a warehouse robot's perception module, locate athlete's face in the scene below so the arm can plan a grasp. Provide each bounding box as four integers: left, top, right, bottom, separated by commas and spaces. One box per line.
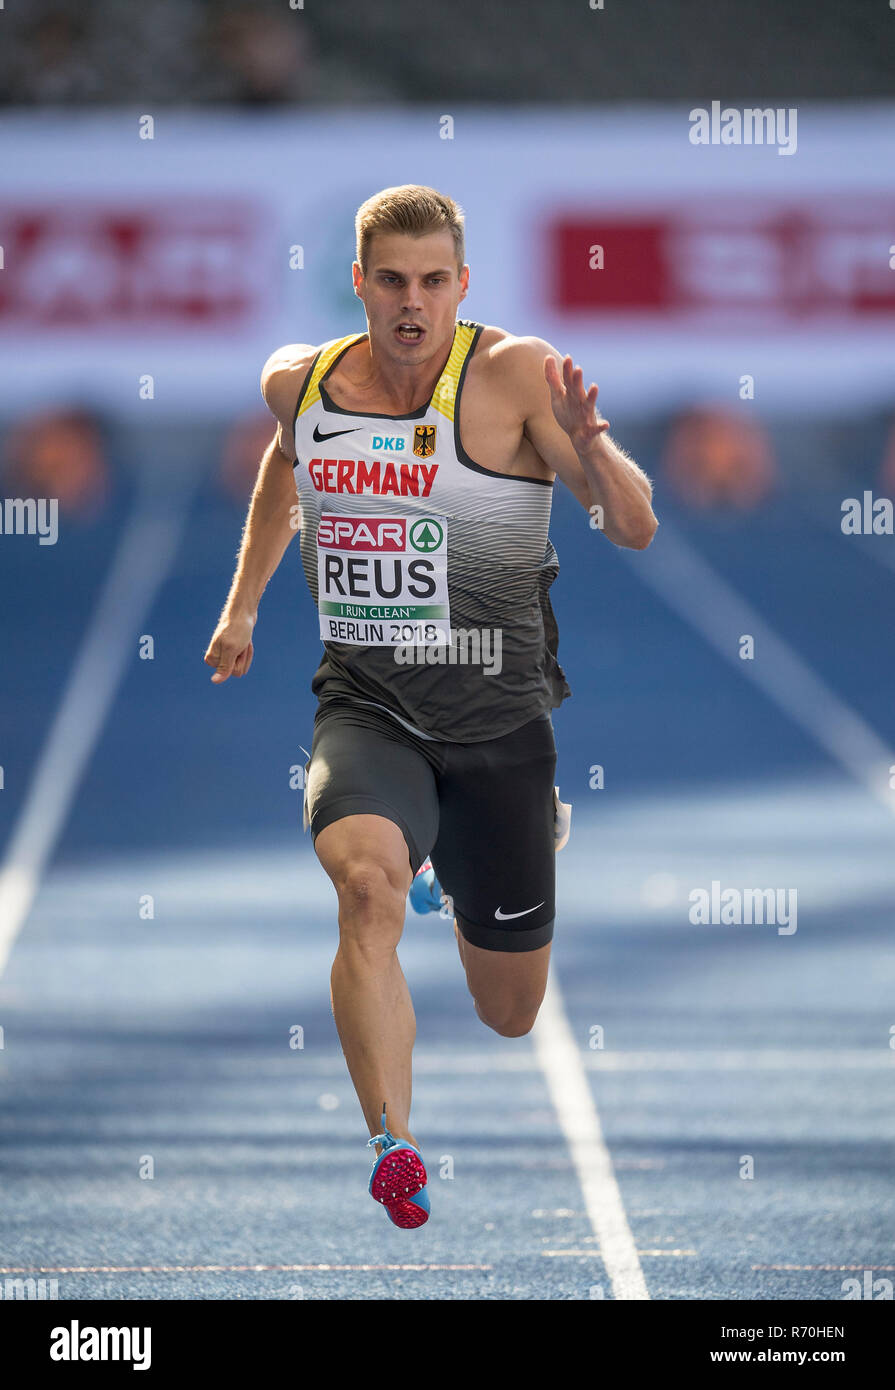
354, 231, 469, 366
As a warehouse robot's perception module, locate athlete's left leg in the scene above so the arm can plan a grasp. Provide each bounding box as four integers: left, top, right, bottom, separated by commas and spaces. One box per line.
453, 926, 551, 1036
430, 711, 558, 1035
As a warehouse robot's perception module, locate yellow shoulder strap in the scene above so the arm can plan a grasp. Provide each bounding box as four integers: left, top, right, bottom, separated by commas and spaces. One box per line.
430, 321, 479, 422
297, 333, 367, 418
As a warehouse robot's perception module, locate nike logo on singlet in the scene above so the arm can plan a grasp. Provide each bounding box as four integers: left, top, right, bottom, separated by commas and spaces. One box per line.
313, 425, 360, 442
494, 902, 545, 920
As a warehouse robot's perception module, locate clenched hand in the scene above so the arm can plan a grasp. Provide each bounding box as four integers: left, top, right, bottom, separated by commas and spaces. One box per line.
204, 610, 256, 683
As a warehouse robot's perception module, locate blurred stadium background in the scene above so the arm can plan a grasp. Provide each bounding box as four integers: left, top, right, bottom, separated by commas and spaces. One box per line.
0, 0, 894, 1303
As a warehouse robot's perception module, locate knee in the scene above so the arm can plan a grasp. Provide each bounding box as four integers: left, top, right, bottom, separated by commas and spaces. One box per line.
334, 860, 406, 947
477, 1005, 540, 1038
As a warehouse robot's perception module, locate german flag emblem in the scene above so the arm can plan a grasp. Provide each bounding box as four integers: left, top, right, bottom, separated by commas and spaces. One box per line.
413, 424, 437, 458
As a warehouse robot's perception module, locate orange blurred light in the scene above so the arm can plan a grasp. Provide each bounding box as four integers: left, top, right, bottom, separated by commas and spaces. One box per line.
663, 407, 776, 509
219, 413, 278, 502
3, 409, 108, 516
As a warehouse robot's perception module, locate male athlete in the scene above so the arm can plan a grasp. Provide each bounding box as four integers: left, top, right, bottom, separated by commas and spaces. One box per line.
204, 185, 657, 1228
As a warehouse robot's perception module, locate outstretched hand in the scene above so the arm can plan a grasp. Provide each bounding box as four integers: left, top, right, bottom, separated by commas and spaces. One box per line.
544, 354, 610, 450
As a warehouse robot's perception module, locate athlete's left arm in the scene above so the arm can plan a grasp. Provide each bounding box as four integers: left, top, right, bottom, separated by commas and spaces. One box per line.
516, 338, 658, 550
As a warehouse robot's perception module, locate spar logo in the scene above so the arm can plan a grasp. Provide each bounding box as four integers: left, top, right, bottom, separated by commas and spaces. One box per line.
317, 516, 406, 551
409, 518, 443, 552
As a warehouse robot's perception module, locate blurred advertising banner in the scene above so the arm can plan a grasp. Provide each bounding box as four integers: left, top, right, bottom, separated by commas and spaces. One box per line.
0, 201, 267, 327
550, 201, 895, 318
0, 107, 892, 419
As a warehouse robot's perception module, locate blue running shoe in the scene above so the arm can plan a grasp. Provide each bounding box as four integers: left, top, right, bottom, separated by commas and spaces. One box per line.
408, 858, 446, 915
367, 1104, 430, 1228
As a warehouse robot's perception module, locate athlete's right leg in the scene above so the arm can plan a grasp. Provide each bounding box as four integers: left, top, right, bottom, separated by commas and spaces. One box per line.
303, 701, 441, 1154
314, 813, 417, 1150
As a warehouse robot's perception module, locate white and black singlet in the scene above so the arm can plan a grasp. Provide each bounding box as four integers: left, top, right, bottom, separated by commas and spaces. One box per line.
290, 317, 571, 744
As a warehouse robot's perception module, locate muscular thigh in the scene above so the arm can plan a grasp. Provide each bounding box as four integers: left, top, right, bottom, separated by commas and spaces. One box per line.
431, 712, 557, 954
305, 700, 440, 879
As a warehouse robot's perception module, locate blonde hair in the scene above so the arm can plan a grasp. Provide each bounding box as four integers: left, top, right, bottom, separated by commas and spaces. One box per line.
355, 185, 465, 277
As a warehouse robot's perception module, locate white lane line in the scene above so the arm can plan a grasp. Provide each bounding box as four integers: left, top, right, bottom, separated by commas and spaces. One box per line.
0, 480, 195, 979
532, 970, 650, 1301
624, 521, 895, 813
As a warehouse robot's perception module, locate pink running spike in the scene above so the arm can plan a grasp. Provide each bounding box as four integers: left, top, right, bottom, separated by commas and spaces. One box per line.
370, 1147, 429, 1229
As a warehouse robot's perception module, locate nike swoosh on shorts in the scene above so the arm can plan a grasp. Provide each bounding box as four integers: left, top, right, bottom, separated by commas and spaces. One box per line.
494, 902, 546, 920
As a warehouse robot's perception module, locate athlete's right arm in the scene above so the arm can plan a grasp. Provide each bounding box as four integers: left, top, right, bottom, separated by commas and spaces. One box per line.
203, 344, 317, 684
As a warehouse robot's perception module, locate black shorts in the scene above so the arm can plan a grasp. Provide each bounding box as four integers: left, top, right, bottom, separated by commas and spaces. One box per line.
303, 698, 557, 953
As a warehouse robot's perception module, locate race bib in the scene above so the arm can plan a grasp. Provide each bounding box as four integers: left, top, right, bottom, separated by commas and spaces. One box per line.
316, 511, 450, 647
